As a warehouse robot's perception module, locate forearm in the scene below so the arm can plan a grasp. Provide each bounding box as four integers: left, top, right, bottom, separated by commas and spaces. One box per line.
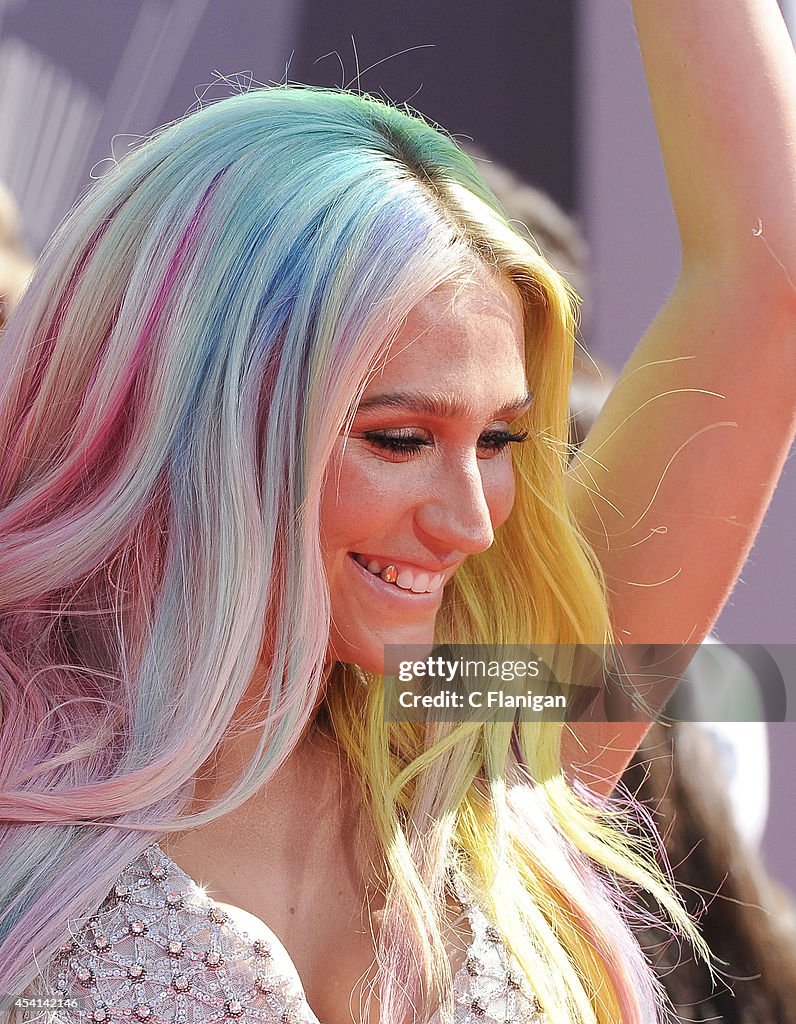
631, 0, 796, 287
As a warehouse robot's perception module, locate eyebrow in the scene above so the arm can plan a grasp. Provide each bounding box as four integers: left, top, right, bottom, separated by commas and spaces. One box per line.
354, 388, 534, 420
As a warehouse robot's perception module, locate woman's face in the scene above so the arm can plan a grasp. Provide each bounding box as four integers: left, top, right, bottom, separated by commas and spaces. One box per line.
320, 270, 530, 674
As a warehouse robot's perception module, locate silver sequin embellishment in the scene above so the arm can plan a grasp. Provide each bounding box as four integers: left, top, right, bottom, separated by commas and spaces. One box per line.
21, 844, 546, 1024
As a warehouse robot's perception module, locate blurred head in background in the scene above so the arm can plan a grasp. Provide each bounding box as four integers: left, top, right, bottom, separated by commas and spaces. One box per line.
0, 182, 33, 328
462, 144, 615, 450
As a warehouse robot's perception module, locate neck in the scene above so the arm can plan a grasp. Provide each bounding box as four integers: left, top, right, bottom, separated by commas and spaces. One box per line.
159, 658, 383, 907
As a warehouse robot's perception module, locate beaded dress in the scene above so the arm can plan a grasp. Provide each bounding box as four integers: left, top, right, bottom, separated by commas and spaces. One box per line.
20, 844, 546, 1024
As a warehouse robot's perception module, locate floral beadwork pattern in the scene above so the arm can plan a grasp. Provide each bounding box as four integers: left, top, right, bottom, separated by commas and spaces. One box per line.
436, 885, 546, 1024
20, 844, 546, 1024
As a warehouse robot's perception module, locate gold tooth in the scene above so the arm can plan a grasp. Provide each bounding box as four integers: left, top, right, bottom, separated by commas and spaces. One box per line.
355, 556, 440, 593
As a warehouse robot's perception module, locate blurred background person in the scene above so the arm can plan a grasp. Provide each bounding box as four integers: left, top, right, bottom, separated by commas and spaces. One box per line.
0, 182, 33, 328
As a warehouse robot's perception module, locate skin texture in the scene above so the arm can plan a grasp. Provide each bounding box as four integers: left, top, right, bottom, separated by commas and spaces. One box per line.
321, 268, 531, 674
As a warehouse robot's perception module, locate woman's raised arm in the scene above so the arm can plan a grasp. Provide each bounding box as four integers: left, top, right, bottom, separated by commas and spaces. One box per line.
564, 0, 796, 794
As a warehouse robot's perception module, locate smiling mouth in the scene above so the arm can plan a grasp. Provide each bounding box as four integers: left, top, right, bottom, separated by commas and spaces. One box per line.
349, 553, 445, 595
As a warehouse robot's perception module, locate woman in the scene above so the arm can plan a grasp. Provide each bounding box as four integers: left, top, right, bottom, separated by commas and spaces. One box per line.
1, 2, 793, 1023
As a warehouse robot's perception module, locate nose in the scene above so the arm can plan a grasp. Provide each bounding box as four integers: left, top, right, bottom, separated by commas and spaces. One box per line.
414, 455, 495, 555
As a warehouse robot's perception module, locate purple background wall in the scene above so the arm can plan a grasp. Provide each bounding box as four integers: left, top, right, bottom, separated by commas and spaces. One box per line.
1, 0, 793, 887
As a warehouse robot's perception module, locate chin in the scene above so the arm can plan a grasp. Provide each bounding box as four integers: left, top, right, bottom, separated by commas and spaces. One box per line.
330, 623, 437, 676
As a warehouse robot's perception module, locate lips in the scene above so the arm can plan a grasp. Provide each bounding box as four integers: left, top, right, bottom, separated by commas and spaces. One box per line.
346, 552, 448, 608
351, 553, 445, 594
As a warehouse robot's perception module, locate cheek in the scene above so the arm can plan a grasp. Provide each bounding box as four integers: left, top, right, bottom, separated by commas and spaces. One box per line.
483, 461, 517, 531
318, 445, 411, 551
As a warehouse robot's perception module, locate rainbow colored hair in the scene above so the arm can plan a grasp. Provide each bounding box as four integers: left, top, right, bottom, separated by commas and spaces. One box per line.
0, 87, 711, 1023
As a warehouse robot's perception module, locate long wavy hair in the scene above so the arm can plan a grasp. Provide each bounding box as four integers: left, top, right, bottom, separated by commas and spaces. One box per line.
0, 86, 710, 1024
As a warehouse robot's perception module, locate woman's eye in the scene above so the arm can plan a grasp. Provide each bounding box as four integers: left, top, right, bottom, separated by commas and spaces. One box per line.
477, 429, 530, 457
361, 428, 530, 460
361, 430, 431, 458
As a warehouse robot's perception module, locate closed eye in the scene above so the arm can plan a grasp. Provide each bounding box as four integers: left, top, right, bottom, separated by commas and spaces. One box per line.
478, 428, 530, 452
362, 428, 530, 460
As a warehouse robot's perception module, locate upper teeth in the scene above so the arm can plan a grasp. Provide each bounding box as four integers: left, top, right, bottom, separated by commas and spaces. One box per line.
353, 554, 445, 594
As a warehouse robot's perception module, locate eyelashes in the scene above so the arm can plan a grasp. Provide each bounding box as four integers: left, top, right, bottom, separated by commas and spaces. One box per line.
361, 428, 530, 459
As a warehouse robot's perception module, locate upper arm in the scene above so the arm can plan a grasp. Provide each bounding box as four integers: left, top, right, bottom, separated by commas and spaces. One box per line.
559, 0, 795, 797
563, 265, 796, 796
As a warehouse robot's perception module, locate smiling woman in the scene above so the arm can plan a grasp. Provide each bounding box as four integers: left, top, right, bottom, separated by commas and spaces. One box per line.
0, 3, 794, 1022
0, 86, 672, 1024
322, 272, 530, 664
